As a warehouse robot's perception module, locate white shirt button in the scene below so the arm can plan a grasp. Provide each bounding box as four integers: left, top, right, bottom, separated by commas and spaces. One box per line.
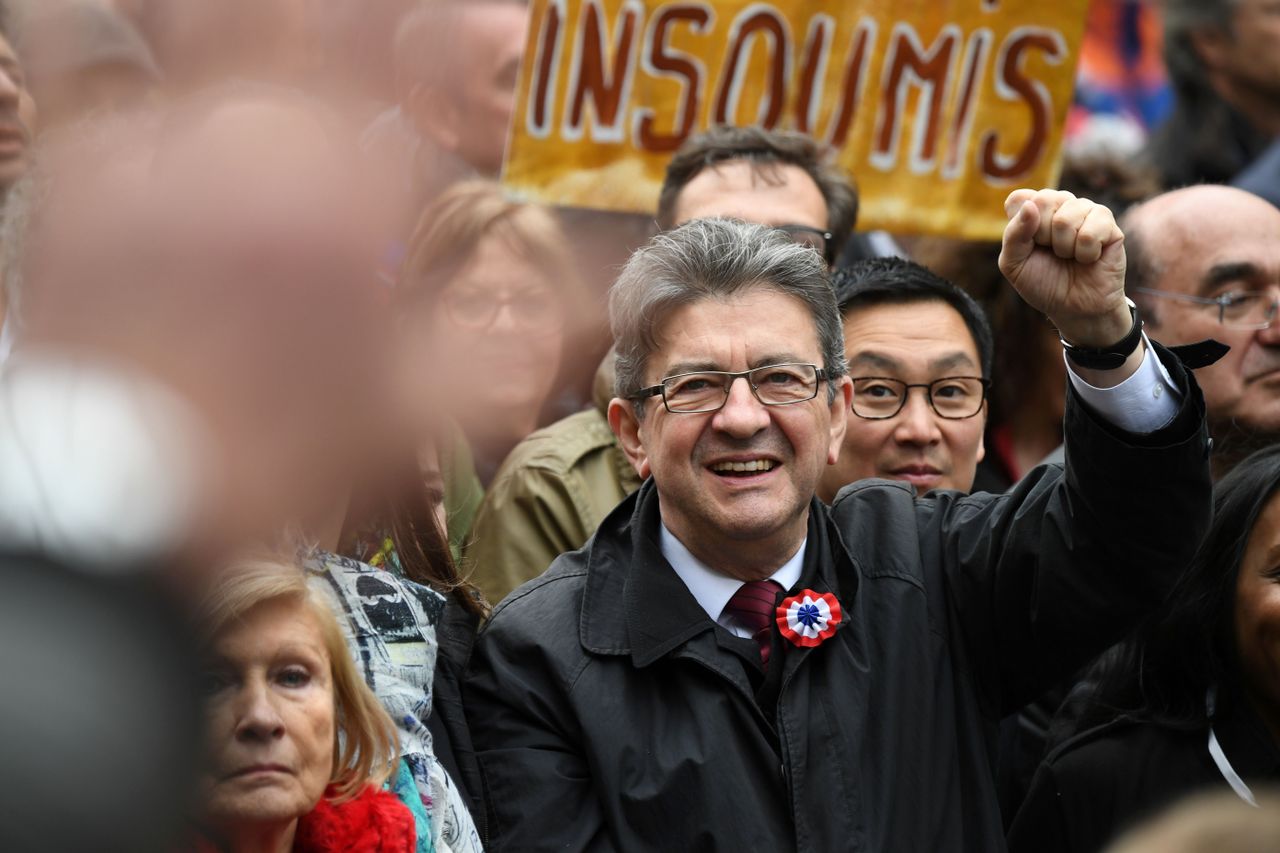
1153, 384, 1164, 399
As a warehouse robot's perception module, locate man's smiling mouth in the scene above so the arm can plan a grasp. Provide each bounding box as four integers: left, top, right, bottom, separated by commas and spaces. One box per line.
710, 459, 778, 476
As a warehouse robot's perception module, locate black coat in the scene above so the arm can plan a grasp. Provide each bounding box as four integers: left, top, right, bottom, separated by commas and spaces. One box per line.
1007, 706, 1280, 853
464, 347, 1212, 852
428, 598, 488, 841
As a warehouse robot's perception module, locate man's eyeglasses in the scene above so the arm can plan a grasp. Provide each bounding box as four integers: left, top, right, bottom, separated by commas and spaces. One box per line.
850, 376, 989, 420
1132, 287, 1280, 330
440, 287, 564, 335
631, 363, 830, 414
776, 224, 833, 260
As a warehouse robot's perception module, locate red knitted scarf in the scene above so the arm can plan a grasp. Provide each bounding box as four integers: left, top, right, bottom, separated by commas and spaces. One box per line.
192, 785, 415, 853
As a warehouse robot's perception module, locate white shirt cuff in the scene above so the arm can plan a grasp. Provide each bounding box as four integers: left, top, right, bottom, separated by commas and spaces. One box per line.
1065, 334, 1181, 435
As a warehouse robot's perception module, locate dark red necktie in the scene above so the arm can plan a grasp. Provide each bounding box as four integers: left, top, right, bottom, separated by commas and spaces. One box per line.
723, 580, 784, 668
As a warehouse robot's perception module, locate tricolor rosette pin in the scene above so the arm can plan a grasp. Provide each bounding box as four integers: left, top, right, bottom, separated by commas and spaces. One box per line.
776, 589, 842, 648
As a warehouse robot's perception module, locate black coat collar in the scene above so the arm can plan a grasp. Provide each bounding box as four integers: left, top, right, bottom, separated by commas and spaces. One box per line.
579, 479, 856, 668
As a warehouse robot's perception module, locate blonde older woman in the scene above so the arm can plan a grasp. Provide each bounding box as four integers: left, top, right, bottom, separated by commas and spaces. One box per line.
193, 561, 417, 853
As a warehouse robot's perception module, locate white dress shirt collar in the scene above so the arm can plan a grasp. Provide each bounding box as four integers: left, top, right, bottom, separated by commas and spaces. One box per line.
659, 522, 806, 624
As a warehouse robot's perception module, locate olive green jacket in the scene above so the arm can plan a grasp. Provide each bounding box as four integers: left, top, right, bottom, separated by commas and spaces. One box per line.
441, 425, 484, 564
462, 406, 643, 605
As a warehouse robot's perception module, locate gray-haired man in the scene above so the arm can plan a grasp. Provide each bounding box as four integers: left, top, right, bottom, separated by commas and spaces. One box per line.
464, 191, 1214, 851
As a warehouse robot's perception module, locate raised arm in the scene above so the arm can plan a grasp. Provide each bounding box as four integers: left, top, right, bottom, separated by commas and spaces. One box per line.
931, 190, 1214, 711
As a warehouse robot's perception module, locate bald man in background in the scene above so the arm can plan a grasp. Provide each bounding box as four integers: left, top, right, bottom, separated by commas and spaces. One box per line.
1122, 185, 1280, 474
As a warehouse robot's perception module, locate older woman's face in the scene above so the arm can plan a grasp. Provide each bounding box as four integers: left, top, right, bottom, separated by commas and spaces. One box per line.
199, 597, 335, 832
424, 232, 567, 425
1236, 491, 1280, 730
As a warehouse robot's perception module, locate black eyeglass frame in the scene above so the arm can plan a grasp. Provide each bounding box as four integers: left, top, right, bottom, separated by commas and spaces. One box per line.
631, 362, 832, 414
1131, 286, 1279, 330
849, 375, 991, 420
776, 224, 835, 260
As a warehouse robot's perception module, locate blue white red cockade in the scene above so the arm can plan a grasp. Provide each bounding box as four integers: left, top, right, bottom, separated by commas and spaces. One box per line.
775, 589, 842, 648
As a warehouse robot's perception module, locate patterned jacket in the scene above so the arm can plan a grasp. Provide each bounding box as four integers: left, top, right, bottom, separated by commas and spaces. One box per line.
307, 552, 484, 853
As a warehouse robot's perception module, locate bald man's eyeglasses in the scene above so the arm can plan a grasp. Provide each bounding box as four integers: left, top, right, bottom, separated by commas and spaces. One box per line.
1133, 287, 1279, 330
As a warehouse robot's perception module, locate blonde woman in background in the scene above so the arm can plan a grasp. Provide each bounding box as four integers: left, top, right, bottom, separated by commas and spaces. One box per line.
192, 559, 416, 853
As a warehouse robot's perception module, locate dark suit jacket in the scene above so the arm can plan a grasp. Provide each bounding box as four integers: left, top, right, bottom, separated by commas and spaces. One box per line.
464, 344, 1213, 852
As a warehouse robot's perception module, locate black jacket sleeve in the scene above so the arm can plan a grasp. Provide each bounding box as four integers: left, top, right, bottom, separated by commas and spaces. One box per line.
929, 342, 1212, 714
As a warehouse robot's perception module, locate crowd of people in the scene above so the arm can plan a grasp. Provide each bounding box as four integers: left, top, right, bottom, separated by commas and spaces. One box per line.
0, 1, 1278, 852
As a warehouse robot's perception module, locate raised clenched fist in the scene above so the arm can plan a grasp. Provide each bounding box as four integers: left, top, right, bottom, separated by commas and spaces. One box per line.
998, 188, 1132, 350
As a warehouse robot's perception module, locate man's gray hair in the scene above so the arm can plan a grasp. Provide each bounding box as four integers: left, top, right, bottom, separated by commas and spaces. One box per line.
611, 218, 847, 415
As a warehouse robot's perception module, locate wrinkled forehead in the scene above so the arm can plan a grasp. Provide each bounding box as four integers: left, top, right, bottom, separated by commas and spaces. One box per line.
647, 287, 826, 380
674, 160, 828, 230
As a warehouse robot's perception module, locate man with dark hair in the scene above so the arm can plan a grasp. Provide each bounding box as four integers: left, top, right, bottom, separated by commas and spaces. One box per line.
1143, 0, 1280, 188
465, 188, 1215, 850
818, 257, 993, 501
657, 125, 859, 264
1122, 184, 1280, 476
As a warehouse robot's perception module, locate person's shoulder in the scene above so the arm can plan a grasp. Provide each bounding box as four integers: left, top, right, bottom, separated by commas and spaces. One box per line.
829, 476, 984, 528
495, 409, 618, 477
482, 550, 589, 630
1040, 717, 1199, 787
471, 551, 594, 683
829, 476, 917, 510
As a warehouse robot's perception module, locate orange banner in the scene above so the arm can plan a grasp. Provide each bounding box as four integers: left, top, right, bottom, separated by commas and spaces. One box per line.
502, 0, 1088, 239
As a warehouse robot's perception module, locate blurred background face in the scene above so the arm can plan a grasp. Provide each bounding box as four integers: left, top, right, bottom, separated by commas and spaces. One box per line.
449, 2, 527, 176
1234, 490, 1280, 740
1137, 191, 1280, 433
157, 99, 394, 545
199, 596, 335, 833
18, 95, 398, 562
413, 232, 566, 443
1203, 0, 1280, 101
821, 301, 986, 500
406, 0, 528, 177
0, 33, 37, 194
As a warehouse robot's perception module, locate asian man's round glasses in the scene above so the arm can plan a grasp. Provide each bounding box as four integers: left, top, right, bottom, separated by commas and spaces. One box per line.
631, 362, 830, 414
850, 376, 989, 420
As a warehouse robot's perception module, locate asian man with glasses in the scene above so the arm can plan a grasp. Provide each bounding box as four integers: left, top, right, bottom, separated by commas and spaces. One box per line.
817, 257, 995, 500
